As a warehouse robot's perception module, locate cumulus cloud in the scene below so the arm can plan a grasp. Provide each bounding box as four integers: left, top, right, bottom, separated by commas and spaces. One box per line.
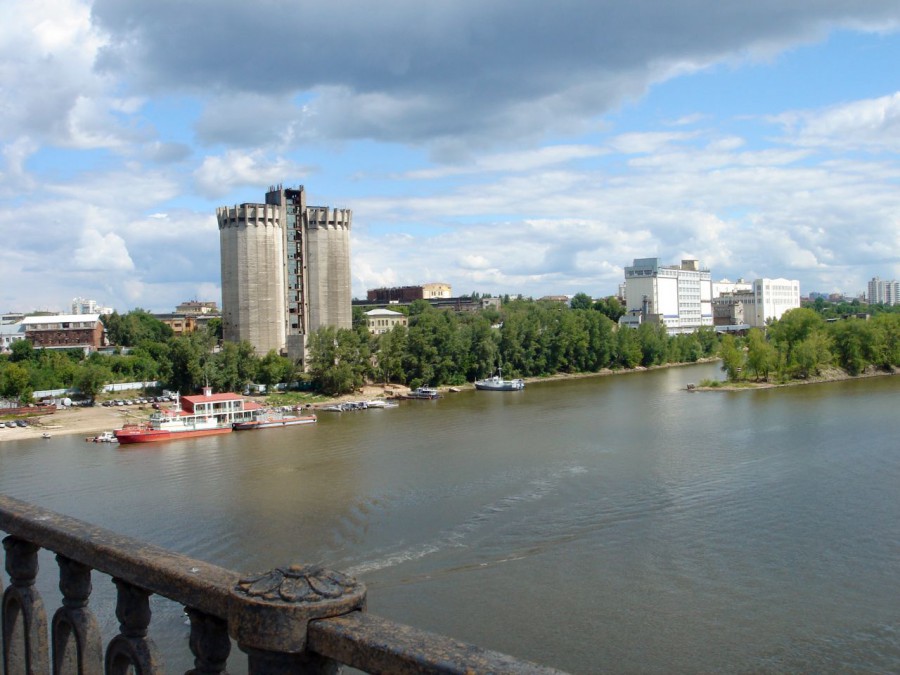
775, 91, 900, 152
3, 0, 900, 311
74, 229, 135, 271
89, 0, 900, 149
194, 151, 310, 199
0, 0, 146, 150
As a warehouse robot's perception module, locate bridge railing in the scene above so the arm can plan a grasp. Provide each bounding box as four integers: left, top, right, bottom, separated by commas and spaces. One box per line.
1, 494, 563, 674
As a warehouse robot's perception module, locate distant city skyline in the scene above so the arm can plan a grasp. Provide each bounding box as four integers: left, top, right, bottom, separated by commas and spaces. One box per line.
2, 1, 900, 314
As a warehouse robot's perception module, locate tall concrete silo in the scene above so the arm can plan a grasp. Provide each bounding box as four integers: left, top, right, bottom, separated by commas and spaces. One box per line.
218, 185, 352, 364
217, 202, 287, 355
305, 205, 353, 332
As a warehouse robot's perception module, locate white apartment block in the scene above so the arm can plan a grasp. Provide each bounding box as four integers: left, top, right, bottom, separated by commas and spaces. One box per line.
622, 258, 712, 334
71, 298, 113, 315
867, 277, 899, 305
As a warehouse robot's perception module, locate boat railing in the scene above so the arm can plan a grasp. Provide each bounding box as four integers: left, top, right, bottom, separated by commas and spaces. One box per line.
0, 494, 564, 674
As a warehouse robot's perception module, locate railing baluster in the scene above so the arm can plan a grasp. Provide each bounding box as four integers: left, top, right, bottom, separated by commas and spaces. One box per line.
2, 536, 50, 675
104, 580, 161, 675
1, 496, 565, 674
184, 608, 229, 675
52, 556, 102, 675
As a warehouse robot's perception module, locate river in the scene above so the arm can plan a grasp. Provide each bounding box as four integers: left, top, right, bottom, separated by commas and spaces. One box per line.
2, 362, 899, 673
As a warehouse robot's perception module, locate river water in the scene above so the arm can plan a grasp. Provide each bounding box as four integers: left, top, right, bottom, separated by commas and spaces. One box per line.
2, 363, 899, 673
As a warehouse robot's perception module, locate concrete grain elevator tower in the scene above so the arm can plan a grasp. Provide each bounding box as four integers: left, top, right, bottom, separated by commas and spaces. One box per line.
217, 185, 352, 366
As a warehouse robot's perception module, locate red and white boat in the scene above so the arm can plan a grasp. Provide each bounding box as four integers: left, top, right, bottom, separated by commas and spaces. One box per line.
232, 408, 317, 431
115, 388, 262, 444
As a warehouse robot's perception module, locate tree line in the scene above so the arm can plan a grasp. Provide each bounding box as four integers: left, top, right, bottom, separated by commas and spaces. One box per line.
3, 299, 895, 404
306, 298, 718, 394
717, 308, 900, 383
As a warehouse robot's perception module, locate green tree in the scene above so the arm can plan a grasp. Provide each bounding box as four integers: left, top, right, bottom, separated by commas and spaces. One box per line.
768, 308, 825, 370
375, 325, 408, 384
637, 322, 668, 367
593, 296, 626, 323
0, 363, 33, 404
9, 340, 35, 363
614, 327, 642, 369
569, 293, 593, 311
790, 332, 831, 379
829, 320, 867, 375
307, 327, 367, 395
871, 313, 900, 368
205, 317, 223, 342
745, 329, 776, 381
168, 334, 207, 393
103, 309, 174, 347
75, 364, 110, 403
718, 334, 745, 381
258, 350, 295, 389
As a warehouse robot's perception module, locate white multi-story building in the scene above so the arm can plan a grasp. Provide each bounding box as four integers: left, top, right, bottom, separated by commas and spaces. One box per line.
621, 258, 712, 334
751, 278, 800, 325
713, 278, 800, 328
867, 277, 899, 305
71, 298, 113, 315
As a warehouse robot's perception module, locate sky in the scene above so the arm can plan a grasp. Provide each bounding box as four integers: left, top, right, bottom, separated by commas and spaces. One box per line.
2, 0, 900, 314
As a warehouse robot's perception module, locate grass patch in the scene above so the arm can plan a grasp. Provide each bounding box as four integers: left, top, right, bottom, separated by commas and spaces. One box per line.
263, 391, 331, 407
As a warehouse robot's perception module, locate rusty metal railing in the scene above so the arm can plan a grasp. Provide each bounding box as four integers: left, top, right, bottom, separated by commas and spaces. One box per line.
1, 495, 564, 674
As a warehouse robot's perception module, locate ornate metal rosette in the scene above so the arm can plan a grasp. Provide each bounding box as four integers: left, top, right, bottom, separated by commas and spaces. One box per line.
228, 564, 367, 652
235, 565, 360, 604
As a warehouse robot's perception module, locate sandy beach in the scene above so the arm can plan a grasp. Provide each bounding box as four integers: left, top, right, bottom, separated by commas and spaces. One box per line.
0, 404, 138, 442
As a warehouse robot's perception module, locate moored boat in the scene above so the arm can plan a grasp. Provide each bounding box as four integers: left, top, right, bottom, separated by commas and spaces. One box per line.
474, 367, 525, 391
365, 399, 399, 409
233, 409, 317, 430
115, 388, 261, 444
403, 387, 439, 400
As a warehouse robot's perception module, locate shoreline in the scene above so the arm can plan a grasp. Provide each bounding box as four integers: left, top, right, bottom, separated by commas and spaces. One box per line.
692, 364, 898, 391
4, 359, 894, 443
3, 362, 713, 443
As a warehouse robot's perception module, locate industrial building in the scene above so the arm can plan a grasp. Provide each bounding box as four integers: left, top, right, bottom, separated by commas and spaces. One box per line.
712, 278, 801, 328
217, 185, 352, 363
366, 283, 452, 303
620, 258, 713, 334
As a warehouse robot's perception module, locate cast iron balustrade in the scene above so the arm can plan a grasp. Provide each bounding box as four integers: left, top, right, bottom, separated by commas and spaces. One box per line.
1, 495, 564, 675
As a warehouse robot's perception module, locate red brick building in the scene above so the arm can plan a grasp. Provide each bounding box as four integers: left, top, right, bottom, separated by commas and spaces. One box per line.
22, 314, 105, 351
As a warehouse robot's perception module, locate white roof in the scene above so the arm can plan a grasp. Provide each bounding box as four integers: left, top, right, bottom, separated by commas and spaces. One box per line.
365, 309, 405, 317
22, 313, 101, 325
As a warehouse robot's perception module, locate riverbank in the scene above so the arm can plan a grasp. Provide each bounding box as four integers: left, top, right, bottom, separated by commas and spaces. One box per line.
694, 364, 898, 391
1, 360, 718, 443
0, 361, 893, 442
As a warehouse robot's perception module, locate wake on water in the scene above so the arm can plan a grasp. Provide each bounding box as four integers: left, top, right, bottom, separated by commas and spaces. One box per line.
343, 464, 587, 578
